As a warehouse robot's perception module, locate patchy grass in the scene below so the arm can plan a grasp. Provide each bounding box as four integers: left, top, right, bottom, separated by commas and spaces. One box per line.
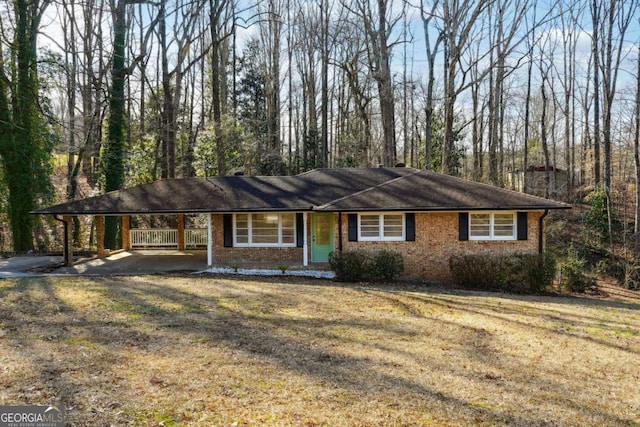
1, 276, 639, 426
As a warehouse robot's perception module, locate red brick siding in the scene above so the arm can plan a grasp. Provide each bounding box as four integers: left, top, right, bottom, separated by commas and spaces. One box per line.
210, 214, 303, 264
209, 211, 545, 281
338, 211, 544, 281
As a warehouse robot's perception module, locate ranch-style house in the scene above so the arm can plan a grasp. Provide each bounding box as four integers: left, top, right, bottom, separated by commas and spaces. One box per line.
33, 167, 570, 281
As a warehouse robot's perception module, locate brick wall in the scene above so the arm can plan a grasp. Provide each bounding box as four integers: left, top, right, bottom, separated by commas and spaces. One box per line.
210, 214, 303, 264
209, 211, 545, 281
338, 211, 545, 282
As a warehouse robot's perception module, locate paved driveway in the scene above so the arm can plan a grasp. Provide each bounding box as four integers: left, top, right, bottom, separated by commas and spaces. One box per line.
0, 251, 208, 278
0, 255, 64, 278
53, 250, 208, 275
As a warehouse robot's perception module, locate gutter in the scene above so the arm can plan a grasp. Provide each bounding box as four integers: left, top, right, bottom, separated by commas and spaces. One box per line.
538, 210, 549, 254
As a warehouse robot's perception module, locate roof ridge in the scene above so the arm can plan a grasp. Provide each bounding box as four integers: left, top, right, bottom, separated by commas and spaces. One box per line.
315, 169, 423, 210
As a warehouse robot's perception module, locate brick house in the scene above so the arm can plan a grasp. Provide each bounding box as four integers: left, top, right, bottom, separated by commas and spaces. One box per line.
33, 167, 569, 280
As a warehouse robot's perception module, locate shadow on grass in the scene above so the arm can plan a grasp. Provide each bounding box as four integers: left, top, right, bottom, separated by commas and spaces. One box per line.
1, 275, 638, 426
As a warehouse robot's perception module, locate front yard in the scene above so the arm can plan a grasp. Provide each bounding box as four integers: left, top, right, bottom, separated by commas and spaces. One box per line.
0, 275, 639, 426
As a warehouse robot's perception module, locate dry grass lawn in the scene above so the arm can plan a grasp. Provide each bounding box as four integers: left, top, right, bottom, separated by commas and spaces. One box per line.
0, 275, 639, 426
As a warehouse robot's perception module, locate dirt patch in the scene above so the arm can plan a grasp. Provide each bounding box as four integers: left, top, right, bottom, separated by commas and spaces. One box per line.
0, 276, 639, 426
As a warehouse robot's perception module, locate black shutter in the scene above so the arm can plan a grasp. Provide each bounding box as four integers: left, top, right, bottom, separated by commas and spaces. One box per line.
517, 212, 528, 240
459, 212, 469, 241
348, 214, 358, 241
296, 213, 304, 247
223, 214, 233, 247
405, 213, 415, 241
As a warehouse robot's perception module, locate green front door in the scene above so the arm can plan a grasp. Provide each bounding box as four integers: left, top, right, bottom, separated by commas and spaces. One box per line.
311, 213, 334, 262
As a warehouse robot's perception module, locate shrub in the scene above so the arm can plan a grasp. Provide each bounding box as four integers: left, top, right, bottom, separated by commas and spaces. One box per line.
559, 246, 596, 293
329, 250, 371, 282
622, 262, 640, 291
510, 253, 556, 294
371, 250, 404, 280
449, 254, 510, 291
329, 249, 404, 282
450, 253, 556, 293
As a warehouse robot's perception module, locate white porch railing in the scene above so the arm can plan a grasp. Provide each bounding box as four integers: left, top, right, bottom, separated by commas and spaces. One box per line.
185, 228, 208, 248
130, 229, 178, 248
130, 228, 208, 249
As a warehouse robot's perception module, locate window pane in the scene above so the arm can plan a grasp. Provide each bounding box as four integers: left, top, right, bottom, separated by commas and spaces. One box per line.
281, 214, 295, 244
470, 214, 490, 237
252, 213, 278, 244
236, 214, 249, 244
383, 214, 403, 237
360, 215, 380, 238
494, 213, 514, 237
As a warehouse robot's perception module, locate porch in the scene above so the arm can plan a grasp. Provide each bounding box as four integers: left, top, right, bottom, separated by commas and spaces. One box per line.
53, 212, 333, 274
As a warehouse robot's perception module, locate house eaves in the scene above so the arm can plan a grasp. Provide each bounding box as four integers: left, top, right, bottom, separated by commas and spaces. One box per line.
30, 167, 570, 216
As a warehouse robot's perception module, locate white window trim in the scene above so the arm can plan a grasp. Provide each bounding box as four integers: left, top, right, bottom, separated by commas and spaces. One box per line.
233, 213, 297, 247
469, 211, 517, 241
358, 212, 405, 242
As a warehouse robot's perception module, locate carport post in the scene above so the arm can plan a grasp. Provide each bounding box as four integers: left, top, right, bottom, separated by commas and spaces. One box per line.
207, 213, 213, 267
63, 216, 73, 266
55, 215, 74, 267
96, 215, 105, 258
122, 215, 131, 251
177, 214, 185, 250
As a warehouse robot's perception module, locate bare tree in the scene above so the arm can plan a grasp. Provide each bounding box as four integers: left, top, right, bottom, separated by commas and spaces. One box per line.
151, 0, 210, 179
558, 0, 583, 194
345, 0, 401, 166
486, 0, 532, 186
259, 0, 284, 158
420, 0, 444, 171
209, 0, 236, 176
439, 0, 492, 174
634, 44, 640, 251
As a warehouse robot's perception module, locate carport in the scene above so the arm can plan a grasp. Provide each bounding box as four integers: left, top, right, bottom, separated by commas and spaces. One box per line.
31, 178, 230, 268
31, 177, 314, 270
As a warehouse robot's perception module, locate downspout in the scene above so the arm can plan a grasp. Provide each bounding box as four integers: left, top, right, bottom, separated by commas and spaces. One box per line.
538, 210, 549, 255
54, 215, 72, 267
338, 211, 343, 252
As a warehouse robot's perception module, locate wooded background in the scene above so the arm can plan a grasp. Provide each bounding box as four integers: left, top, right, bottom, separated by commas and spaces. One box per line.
0, 0, 639, 254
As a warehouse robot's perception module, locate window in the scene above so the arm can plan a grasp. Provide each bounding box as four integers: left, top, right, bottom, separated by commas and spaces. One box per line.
469, 212, 516, 241
358, 213, 405, 241
234, 213, 296, 246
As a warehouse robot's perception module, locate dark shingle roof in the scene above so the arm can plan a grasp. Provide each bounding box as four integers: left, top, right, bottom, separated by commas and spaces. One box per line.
31, 167, 569, 215
315, 169, 568, 211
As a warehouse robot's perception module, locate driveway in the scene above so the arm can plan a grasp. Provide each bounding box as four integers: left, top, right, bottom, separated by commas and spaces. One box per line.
0, 254, 64, 278
52, 250, 208, 275
0, 251, 208, 278
0, 250, 333, 278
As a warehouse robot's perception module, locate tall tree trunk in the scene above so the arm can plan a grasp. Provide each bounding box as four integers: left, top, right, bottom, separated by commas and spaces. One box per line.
591, 0, 601, 185
377, 0, 396, 166
421, 0, 442, 171
634, 45, 640, 254
103, 0, 128, 249
540, 65, 551, 199
0, 0, 53, 251
320, 0, 329, 167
